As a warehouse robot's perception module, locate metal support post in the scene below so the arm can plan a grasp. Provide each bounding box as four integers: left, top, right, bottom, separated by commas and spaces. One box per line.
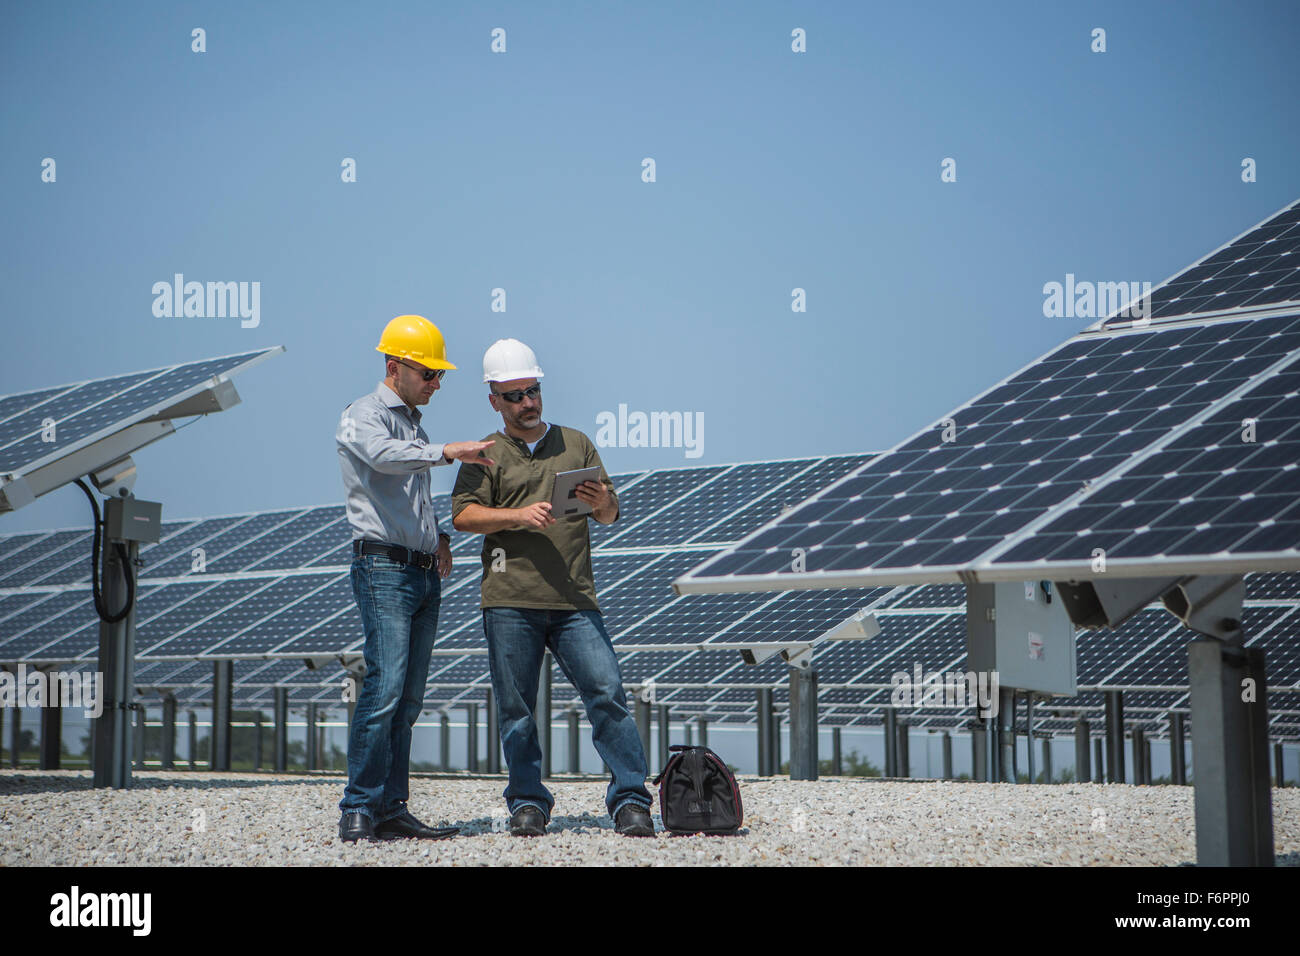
273, 688, 288, 772
698, 718, 708, 749
657, 705, 670, 773
486, 686, 500, 773
832, 727, 843, 776
439, 712, 450, 771
996, 687, 1016, 782
1093, 738, 1104, 783
942, 732, 953, 780
756, 689, 773, 776
568, 709, 580, 773
896, 720, 909, 778
971, 722, 987, 782
1170, 712, 1186, 785
211, 661, 233, 772
39, 681, 62, 770
133, 703, 145, 770
1187, 640, 1273, 866
788, 666, 818, 781
1132, 728, 1145, 785
187, 711, 198, 770
1042, 737, 1053, 784
1104, 690, 1125, 783
252, 711, 263, 770
1074, 718, 1090, 784
773, 711, 781, 773
883, 708, 898, 777
635, 697, 651, 764
305, 702, 318, 772
1275, 743, 1285, 789
466, 703, 479, 772
92, 537, 139, 788
1026, 695, 1035, 783
159, 695, 175, 770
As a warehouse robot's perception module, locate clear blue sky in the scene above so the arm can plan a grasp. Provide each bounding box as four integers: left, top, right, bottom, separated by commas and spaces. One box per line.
3, 0, 1298, 534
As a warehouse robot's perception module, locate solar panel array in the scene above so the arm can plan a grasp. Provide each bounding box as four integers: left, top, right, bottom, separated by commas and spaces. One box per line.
3, 454, 1297, 739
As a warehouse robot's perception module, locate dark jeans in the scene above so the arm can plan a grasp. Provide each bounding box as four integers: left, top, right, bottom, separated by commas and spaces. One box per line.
483, 607, 651, 821
339, 554, 440, 822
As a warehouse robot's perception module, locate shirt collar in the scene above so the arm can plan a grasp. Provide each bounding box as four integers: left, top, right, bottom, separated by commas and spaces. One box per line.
504, 422, 549, 449
376, 381, 419, 421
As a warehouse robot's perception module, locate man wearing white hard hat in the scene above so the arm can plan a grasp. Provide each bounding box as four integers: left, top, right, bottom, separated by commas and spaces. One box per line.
335, 314, 496, 844
452, 339, 654, 837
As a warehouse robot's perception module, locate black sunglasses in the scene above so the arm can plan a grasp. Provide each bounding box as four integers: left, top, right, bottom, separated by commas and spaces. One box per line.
396, 359, 446, 382
492, 384, 541, 403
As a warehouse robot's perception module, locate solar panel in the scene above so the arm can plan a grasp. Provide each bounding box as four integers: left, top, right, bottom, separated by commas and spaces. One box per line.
0, 532, 97, 588
1103, 200, 1300, 325
994, 354, 1300, 565
589, 465, 727, 547
696, 454, 876, 544
1245, 571, 1300, 599
676, 313, 1300, 592
600, 459, 812, 549
0, 348, 282, 488
704, 588, 892, 644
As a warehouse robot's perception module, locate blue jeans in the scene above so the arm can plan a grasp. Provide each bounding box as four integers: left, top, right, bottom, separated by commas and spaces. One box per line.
484, 607, 651, 822
339, 554, 441, 822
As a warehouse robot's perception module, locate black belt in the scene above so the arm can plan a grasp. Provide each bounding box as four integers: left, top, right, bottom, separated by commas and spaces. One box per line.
353, 539, 437, 570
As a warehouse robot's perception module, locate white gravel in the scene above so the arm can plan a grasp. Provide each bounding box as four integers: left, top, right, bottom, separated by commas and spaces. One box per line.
1, 770, 1297, 866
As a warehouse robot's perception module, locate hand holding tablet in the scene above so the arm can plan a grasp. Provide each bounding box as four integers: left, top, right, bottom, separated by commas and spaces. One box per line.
550, 467, 604, 518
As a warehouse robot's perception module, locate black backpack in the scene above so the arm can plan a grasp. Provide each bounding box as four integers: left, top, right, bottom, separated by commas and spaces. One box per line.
652, 745, 743, 835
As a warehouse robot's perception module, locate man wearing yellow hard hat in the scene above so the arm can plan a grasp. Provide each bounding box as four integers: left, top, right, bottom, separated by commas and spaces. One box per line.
335, 314, 495, 844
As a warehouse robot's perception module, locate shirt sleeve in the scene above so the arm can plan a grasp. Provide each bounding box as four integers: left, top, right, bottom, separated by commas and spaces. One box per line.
583, 433, 619, 522
337, 403, 448, 475
451, 454, 495, 518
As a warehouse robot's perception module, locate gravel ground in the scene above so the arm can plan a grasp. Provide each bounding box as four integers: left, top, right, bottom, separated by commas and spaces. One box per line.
2, 770, 1297, 866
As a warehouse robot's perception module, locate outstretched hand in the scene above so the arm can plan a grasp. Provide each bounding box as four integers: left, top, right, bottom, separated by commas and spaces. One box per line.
443, 440, 495, 466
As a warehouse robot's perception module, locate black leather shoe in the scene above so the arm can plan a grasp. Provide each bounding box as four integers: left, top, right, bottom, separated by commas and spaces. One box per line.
339, 811, 376, 843
374, 809, 459, 841
615, 804, 655, 837
509, 805, 547, 836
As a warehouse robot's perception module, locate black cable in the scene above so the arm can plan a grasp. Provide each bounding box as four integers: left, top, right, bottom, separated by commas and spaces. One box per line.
74, 478, 135, 623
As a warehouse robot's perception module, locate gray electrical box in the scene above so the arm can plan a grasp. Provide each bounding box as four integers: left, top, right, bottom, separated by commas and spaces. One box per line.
966, 581, 1077, 696
104, 497, 162, 543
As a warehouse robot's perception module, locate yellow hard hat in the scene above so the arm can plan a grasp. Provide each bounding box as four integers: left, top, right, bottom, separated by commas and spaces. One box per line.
374, 315, 458, 370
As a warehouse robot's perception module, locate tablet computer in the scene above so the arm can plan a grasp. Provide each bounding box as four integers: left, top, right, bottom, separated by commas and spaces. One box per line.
550, 467, 604, 518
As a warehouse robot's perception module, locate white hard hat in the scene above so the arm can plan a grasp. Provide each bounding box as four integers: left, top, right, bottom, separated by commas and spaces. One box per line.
483, 338, 545, 383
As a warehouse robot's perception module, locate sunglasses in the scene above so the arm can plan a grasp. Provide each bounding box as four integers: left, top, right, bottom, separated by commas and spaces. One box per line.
396, 360, 446, 382
492, 384, 541, 403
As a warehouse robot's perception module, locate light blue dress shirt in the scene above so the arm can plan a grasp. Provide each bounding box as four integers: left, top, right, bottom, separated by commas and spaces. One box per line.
337, 382, 451, 554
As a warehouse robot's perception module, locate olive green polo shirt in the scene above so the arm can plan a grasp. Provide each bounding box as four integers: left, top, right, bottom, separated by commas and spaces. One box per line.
451, 424, 618, 611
